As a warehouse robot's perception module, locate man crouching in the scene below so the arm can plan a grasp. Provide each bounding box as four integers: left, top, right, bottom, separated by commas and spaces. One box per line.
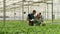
35, 12, 44, 26
27, 10, 36, 26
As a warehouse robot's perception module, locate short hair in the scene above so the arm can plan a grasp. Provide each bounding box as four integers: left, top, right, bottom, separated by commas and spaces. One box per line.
39, 12, 41, 14
33, 10, 36, 12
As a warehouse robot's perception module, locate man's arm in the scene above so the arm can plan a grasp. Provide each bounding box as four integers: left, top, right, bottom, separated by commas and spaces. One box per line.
27, 16, 29, 21
26, 14, 30, 21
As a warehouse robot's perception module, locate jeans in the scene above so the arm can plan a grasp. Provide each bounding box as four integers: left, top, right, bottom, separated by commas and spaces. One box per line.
36, 22, 41, 26
29, 21, 34, 26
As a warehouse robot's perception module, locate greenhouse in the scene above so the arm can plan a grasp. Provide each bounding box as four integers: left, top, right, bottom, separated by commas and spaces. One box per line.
0, 0, 60, 34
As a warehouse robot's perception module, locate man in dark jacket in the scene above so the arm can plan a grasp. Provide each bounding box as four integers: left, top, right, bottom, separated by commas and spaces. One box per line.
27, 10, 36, 26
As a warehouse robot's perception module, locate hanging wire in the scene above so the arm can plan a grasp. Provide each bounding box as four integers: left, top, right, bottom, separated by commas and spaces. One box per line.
3, 0, 6, 28
47, 3, 48, 20
13, 4, 15, 21
22, 0, 24, 22
52, 0, 53, 23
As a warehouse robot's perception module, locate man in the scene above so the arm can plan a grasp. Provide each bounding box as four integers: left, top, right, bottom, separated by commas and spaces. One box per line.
36, 12, 43, 26
27, 10, 36, 26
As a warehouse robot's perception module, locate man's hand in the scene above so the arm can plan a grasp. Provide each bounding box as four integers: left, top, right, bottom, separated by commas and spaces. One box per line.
30, 19, 34, 21
26, 16, 29, 21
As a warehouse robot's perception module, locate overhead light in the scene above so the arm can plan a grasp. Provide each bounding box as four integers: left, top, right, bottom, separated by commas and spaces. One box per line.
23, 0, 31, 1
46, 1, 52, 3
33, 0, 42, 2
33, 0, 39, 2
26, 0, 30, 1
